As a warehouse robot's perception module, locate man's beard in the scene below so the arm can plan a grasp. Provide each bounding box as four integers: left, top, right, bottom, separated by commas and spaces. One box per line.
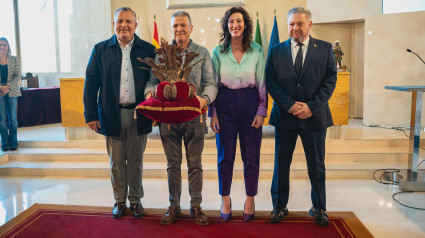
291, 35, 306, 43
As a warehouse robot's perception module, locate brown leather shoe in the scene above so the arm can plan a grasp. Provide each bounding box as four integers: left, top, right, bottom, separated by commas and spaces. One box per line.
190, 206, 209, 226
160, 205, 181, 225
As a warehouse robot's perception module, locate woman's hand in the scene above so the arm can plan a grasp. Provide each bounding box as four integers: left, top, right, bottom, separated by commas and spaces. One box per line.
210, 116, 220, 133
251, 115, 264, 129
0, 86, 10, 95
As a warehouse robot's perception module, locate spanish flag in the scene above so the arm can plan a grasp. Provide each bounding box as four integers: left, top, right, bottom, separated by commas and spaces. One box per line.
152, 16, 160, 49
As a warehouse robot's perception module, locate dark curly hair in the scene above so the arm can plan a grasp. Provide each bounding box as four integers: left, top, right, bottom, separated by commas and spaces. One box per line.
219, 7, 253, 54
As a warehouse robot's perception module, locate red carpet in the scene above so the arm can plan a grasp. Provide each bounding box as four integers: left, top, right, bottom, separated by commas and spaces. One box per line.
0, 204, 373, 238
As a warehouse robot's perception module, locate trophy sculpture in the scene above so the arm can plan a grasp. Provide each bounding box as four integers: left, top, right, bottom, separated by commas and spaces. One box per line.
135, 38, 205, 124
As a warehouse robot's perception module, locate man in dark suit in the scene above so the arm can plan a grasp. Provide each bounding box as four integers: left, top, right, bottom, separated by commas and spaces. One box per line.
84, 7, 155, 219
266, 7, 337, 226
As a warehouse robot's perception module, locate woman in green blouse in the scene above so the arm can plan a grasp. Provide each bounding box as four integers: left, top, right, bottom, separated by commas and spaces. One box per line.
209, 7, 267, 222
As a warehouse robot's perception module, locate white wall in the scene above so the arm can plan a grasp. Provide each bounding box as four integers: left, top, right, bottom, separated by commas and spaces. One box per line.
123, 0, 303, 57
110, 0, 358, 63
363, 11, 425, 127
307, 0, 381, 23
350, 23, 365, 118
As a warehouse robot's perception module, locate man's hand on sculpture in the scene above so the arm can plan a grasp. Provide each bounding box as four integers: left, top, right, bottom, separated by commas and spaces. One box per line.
196, 95, 207, 109
145, 91, 152, 100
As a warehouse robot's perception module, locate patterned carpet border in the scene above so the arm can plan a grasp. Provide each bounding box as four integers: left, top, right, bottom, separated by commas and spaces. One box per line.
0, 204, 373, 238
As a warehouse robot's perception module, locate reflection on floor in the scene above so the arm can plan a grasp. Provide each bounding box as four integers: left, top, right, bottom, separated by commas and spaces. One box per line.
0, 120, 424, 237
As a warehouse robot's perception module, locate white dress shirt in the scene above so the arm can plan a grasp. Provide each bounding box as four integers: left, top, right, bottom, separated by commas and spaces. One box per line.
291, 35, 310, 66
118, 37, 136, 105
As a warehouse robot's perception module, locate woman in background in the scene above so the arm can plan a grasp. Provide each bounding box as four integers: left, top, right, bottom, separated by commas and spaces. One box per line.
0, 37, 21, 151
209, 7, 267, 222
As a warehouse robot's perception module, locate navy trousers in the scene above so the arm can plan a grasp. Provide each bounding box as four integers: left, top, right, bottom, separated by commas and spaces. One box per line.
273, 127, 327, 210
216, 87, 262, 196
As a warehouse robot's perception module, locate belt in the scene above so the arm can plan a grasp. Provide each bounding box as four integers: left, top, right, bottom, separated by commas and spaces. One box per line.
119, 103, 137, 109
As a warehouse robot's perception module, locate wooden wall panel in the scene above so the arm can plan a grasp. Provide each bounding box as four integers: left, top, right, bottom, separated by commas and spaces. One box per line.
59, 78, 86, 127
329, 72, 350, 125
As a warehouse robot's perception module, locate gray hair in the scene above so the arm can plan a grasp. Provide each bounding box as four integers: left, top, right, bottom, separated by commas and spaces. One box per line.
0, 37, 11, 56
171, 11, 192, 25
287, 7, 312, 21
114, 7, 137, 22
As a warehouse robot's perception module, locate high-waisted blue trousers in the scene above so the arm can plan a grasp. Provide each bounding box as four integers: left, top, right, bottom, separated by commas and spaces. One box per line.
216, 87, 262, 196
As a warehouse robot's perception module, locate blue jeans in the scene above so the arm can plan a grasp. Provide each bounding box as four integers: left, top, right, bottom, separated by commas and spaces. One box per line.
0, 94, 18, 149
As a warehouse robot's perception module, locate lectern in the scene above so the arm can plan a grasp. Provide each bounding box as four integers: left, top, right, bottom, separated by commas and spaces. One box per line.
385, 86, 425, 191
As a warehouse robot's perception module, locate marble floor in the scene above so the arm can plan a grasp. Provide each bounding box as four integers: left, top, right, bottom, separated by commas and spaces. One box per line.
14, 118, 425, 141
1, 120, 425, 237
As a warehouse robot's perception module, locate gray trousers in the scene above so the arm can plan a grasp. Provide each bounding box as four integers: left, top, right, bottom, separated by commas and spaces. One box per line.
106, 108, 147, 204
159, 116, 206, 207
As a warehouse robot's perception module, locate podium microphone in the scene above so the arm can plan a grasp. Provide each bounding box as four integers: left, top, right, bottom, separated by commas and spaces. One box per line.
407, 49, 425, 64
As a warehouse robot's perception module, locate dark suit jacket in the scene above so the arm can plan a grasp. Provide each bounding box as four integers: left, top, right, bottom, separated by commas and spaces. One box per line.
266, 36, 337, 130
83, 34, 156, 137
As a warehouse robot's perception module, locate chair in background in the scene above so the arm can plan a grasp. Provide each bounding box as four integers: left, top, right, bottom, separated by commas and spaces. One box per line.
23, 72, 39, 88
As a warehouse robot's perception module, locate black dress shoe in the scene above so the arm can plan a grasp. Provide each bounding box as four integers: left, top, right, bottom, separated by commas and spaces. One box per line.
130, 202, 144, 218
112, 202, 127, 218
309, 206, 329, 226
1, 148, 10, 152
270, 207, 288, 224
11, 147, 17, 151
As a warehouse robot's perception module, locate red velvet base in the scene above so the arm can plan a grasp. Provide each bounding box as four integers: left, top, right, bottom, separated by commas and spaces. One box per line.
137, 97, 205, 124
141, 81, 202, 124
